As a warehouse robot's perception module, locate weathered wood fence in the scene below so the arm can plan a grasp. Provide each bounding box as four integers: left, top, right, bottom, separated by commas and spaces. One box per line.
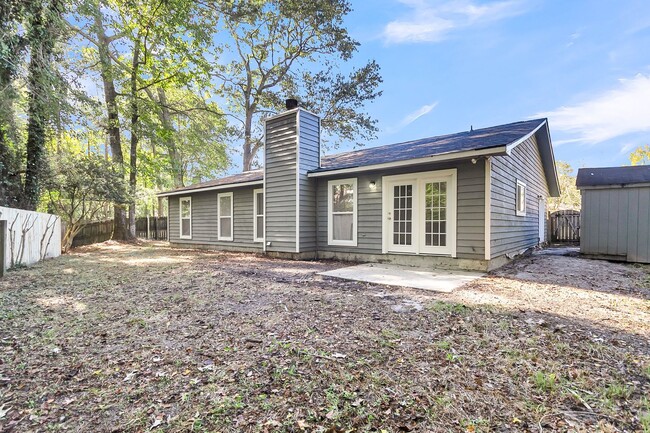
549, 210, 580, 243
135, 217, 168, 240
0, 206, 61, 274
71, 219, 114, 247
71, 217, 167, 247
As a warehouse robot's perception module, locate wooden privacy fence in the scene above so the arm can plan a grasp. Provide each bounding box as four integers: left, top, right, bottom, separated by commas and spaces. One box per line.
549, 210, 580, 243
71, 220, 114, 247
71, 217, 167, 247
0, 206, 61, 275
135, 217, 167, 240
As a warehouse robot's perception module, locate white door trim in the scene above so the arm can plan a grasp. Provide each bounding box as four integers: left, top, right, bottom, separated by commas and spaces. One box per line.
382, 169, 457, 257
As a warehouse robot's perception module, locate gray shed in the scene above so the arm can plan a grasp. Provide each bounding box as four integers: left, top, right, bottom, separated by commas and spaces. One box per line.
577, 165, 650, 263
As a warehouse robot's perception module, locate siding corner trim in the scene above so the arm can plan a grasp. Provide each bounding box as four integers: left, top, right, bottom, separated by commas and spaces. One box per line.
484, 158, 491, 260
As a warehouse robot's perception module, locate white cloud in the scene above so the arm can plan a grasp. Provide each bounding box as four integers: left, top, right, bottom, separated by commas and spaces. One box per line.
401, 102, 439, 126
383, 0, 528, 44
385, 101, 438, 133
534, 73, 650, 144
619, 142, 637, 155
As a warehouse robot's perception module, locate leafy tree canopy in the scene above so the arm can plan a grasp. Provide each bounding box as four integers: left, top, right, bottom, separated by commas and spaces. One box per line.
547, 161, 581, 212
629, 144, 650, 165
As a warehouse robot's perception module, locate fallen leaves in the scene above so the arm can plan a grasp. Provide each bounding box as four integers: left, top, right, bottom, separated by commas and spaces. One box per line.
0, 242, 648, 432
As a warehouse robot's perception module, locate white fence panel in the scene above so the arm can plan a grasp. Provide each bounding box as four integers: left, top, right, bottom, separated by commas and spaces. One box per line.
0, 206, 61, 270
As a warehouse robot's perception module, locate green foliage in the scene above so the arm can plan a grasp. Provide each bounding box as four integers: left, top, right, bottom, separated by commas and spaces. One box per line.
214, 0, 382, 169
531, 371, 557, 393
4, 0, 381, 223
602, 382, 632, 400
44, 152, 130, 250
630, 145, 650, 165
547, 161, 581, 212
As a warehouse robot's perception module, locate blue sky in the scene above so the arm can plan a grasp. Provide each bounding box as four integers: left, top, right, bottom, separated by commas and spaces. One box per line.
335, 0, 650, 171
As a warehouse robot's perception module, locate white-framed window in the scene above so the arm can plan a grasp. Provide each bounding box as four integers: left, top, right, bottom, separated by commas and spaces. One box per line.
253, 189, 264, 242
218, 192, 234, 241
516, 180, 526, 216
179, 197, 192, 239
327, 178, 357, 246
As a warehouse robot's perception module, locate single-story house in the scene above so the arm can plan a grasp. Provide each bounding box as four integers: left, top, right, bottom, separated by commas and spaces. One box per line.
158, 101, 560, 271
577, 165, 650, 263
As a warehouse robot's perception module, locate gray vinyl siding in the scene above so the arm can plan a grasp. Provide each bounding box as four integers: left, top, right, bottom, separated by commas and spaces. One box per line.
298, 111, 320, 252
265, 113, 297, 253
490, 135, 549, 258
316, 160, 486, 260
168, 186, 261, 249
580, 186, 650, 263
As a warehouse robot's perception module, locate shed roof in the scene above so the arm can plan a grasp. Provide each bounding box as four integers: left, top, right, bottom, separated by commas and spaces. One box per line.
577, 165, 650, 188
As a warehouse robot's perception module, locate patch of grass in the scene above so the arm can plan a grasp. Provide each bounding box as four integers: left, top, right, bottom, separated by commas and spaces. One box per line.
641, 415, 650, 433
428, 301, 470, 315
434, 340, 451, 350
532, 371, 557, 393
211, 394, 245, 417
378, 329, 401, 348
126, 318, 146, 328
602, 382, 632, 401
0, 310, 16, 320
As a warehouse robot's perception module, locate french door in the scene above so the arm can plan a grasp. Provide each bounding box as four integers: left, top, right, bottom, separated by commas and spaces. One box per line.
383, 170, 457, 257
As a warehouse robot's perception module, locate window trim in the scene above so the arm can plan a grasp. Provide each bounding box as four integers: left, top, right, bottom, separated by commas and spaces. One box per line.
516, 179, 527, 217
179, 197, 192, 239
253, 188, 264, 243
217, 192, 234, 241
327, 178, 358, 246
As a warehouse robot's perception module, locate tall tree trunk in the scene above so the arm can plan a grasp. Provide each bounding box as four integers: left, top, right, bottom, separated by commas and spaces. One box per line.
93, 10, 133, 240
0, 0, 27, 207
242, 100, 254, 171
24, 0, 62, 210
156, 87, 184, 187
128, 41, 140, 238
24, 28, 47, 210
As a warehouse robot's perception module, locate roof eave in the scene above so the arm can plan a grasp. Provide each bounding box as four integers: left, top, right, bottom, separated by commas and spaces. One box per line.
527, 120, 560, 198
157, 180, 264, 197
577, 182, 650, 190
307, 146, 509, 178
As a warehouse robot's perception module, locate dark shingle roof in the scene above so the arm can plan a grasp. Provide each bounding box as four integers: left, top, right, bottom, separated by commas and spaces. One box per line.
576, 166, 650, 188
159, 118, 552, 196
159, 169, 263, 196
315, 118, 547, 172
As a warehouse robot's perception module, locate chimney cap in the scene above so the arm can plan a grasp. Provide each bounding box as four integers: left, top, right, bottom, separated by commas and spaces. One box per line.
285, 98, 299, 110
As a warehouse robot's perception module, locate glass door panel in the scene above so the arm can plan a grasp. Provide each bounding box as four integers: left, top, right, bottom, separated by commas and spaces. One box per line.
421, 180, 450, 254
388, 182, 416, 252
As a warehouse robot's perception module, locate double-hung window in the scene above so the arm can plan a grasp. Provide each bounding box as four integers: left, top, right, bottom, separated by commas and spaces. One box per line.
179, 197, 191, 239
218, 192, 234, 241
328, 178, 357, 246
253, 189, 264, 242
516, 180, 526, 216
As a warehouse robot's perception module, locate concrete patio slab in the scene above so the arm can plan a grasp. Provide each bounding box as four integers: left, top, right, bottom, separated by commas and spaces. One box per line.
319, 263, 485, 293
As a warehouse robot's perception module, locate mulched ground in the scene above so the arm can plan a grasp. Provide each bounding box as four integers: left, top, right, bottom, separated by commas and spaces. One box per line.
0, 241, 648, 432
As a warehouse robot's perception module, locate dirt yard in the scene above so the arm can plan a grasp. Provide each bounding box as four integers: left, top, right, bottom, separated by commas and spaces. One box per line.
1, 242, 649, 432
